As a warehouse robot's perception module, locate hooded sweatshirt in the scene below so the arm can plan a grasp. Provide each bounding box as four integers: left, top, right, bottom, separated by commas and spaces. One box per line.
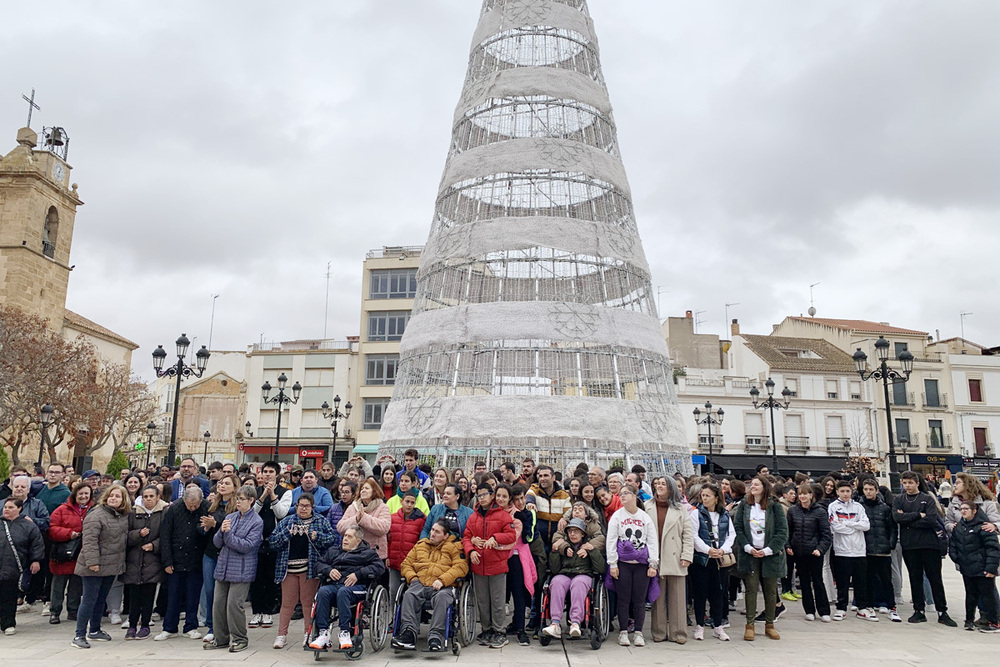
828, 497, 870, 558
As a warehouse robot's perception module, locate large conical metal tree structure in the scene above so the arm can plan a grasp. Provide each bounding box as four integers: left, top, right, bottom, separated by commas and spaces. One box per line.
379, 0, 690, 475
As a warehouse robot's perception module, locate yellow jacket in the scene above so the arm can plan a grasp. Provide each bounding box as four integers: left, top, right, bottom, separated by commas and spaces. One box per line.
400, 534, 469, 588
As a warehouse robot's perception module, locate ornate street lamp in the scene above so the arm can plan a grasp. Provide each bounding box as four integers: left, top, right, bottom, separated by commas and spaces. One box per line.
692, 401, 723, 473
749, 378, 792, 475
321, 395, 353, 454
262, 373, 301, 459
853, 335, 913, 492
203, 430, 211, 464
37, 403, 55, 467
145, 422, 156, 469
152, 333, 210, 465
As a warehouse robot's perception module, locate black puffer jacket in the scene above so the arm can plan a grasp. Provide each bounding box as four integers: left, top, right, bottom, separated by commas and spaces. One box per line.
123, 500, 168, 585
893, 492, 942, 551
317, 540, 385, 585
786, 503, 832, 555
948, 509, 1000, 577
0, 516, 44, 581
160, 499, 209, 571
861, 495, 897, 556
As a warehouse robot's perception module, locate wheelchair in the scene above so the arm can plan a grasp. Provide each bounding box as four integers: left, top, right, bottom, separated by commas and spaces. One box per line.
389, 576, 477, 655
537, 572, 610, 650
304, 578, 391, 661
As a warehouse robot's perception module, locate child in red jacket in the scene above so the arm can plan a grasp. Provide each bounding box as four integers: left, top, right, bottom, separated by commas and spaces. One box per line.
388, 490, 426, 602
463, 485, 516, 648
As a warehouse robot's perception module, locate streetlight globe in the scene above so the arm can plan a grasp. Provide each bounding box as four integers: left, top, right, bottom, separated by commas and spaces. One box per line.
195, 346, 210, 371
321, 401, 330, 411
765, 378, 775, 396
152, 345, 167, 371
852, 348, 868, 375
277, 373, 288, 390
175, 333, 191, 359
292, 381, 302, 401
898, 348, 914, 374
344, 401, 352, 418
749, 385, 759, 399
874, 336, 890, 362
716, 408, 725, 423
333, 395, 341, 408
40, 403, 55, 425
262, 381, 272, 400
204, 430, 211, 440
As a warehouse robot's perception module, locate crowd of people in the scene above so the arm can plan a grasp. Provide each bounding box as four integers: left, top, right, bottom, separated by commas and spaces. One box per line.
0, 451, 997, 655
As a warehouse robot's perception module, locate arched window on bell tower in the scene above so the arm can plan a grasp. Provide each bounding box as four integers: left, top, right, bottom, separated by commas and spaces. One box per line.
43, 206, 58, 258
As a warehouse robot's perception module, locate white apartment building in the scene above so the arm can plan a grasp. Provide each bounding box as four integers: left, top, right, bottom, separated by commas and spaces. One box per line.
348, 246, 422, 461
674, 323, 871, 476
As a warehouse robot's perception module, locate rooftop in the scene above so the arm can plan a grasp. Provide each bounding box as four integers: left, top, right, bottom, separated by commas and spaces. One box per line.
787, 316, 928, 337
744, 334, 856, 373
63, 310, 139, 350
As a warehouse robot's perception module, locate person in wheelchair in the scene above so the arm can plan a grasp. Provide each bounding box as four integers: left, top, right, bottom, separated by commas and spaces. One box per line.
542, 518, 606, 639
392, 519, 469, 651
308, 525, 385, 651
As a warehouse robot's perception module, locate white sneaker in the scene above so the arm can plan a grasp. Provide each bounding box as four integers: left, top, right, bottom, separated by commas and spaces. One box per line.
41, 603, 51, 616
569, 622, 581, 638
309, 630, 330, 650
858, 608, 879, 622
5, 627, 15, 636
890, 610, 902, 622
184, 629, 203, 639
203, 633, 215, 643
249, 614, 262, 628
713, 627, 730, 641
832, 610, 846, 621
542, 623, 561, 638
338, 630, 352, 650
121, 620, 129, 629
109, 613, 122, 626
618, 630, 630, 646
804, 613, 815, 621
820, 615, 832, 623
632, 631, 645, 647
151, 612, 161, 622
154, 631, 177, 641
693, 625, 704, 640
273, 635, 286, 649
261, 614, 273, 627
850, 604, 858, 611
877, 606, 890, 615
16, 602, 33, 613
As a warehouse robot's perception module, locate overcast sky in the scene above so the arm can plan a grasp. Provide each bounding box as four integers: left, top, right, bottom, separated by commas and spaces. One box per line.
2, 0, 997, 382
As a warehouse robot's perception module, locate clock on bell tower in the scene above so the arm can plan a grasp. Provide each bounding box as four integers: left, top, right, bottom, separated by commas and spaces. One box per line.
0, 125, 83, 327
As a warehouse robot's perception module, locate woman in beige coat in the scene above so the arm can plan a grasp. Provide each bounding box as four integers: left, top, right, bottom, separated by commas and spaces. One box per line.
644, 476, 693, 644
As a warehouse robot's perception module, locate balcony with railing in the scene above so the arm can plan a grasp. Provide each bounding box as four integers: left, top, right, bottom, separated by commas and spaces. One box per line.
892, 392, 915, 407
827, 437, 850, 453
785, 436, 810, 454
745, 435, 770, 454
908, 432, 954, 450
921, 393, 948, 409
42, 241, 55, 258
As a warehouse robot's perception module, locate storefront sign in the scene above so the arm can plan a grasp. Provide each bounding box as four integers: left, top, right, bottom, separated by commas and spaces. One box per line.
300, 449, 325, 458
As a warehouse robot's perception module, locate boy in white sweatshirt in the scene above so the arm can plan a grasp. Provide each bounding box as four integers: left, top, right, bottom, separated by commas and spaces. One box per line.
828, 480, 872, 620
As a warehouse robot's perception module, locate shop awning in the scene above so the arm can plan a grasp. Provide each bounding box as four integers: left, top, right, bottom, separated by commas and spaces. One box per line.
704, 454, 848, 476
352, 444, 380, 454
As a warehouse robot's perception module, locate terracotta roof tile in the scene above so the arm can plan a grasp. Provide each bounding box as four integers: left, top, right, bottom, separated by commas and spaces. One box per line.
744, 334, 856, 373
789, 317, 927, 336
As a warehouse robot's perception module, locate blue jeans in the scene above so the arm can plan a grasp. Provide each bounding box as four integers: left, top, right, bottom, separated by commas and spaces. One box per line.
76, 575, 115, 638
314, 583, 365, 632
164, 570, 203, 634
202, 555, 218, 631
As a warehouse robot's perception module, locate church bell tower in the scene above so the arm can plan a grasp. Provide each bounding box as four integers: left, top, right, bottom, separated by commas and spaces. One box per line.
0, 118, 82, 328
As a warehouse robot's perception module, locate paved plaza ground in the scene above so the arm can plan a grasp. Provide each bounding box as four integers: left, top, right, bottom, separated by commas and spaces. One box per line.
2, 564, 995, 667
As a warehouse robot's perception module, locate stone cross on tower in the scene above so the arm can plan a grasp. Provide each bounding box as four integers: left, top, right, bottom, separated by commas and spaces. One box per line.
21, 88, 41, 128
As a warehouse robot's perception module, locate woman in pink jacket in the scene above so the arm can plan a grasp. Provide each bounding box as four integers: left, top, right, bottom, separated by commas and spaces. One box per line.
337, 478, 391, 563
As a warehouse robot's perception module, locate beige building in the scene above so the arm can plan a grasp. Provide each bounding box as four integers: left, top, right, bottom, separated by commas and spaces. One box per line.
663, 310, 727, 370
349, 246, 421, 461
772, 317, 962, 476
1, 125, 138, 469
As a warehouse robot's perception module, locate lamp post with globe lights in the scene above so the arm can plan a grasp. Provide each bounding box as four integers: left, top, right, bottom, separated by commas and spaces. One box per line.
749, 378, 792, 476
321, 395, 352, 453
262, 373, 301, 460
692, 401, 723, 474
152, 334, 210, 465
852, 335, 913, 492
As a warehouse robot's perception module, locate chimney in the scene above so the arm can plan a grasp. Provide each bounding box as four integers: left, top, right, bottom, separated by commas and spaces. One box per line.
731, 319, 740, 337
685, 310, 693, 318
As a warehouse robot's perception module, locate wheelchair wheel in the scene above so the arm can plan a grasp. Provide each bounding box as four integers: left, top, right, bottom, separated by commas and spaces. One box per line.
594, 580, 610, 642
345, 642, 365, 661
452, 637, 462, 656
458, 581, 477, 646
368, 585, 391, 653
589, 632, 601, 651
539, 633, 552, 647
